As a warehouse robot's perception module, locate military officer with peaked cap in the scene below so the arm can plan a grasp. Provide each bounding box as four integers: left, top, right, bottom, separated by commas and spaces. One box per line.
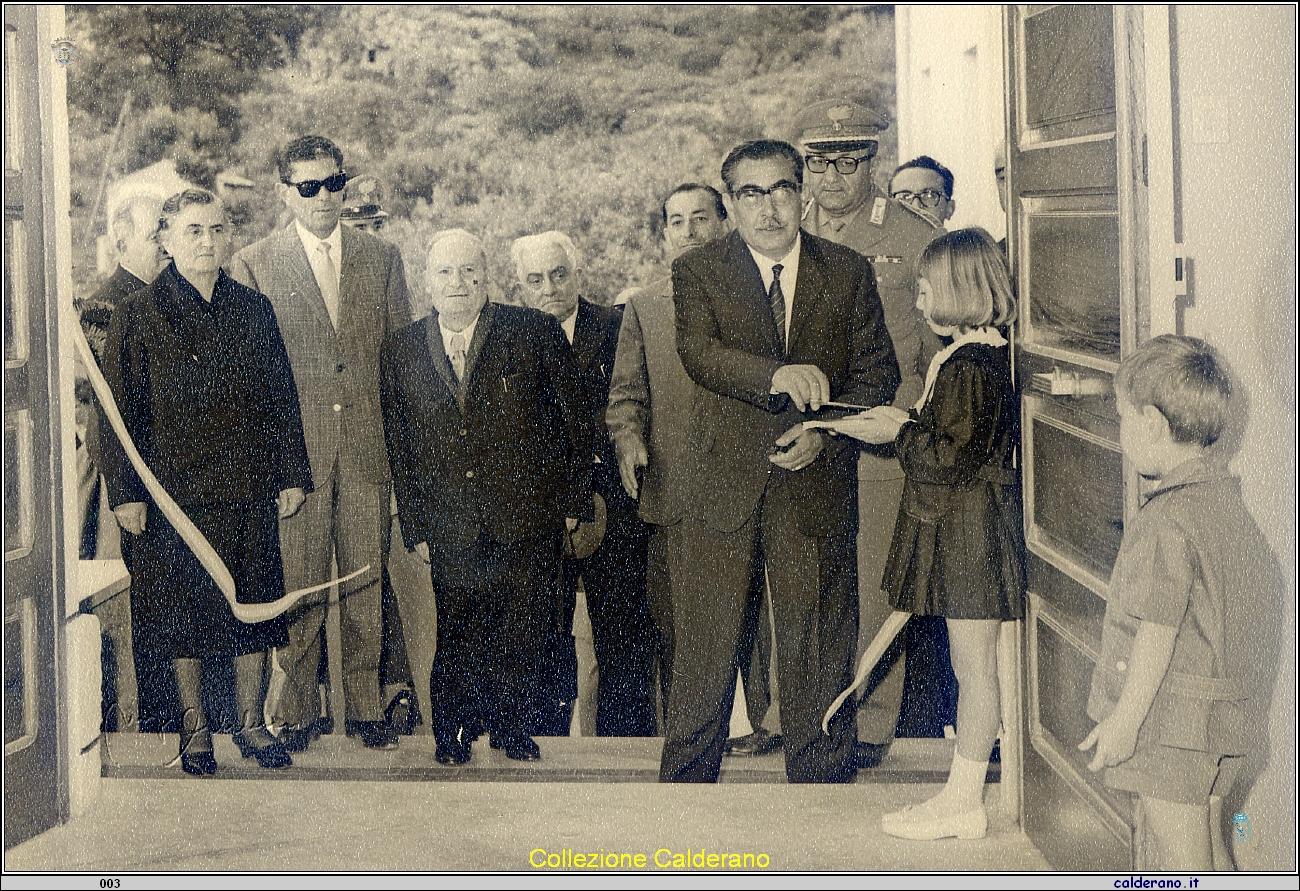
793, 98, 954, 771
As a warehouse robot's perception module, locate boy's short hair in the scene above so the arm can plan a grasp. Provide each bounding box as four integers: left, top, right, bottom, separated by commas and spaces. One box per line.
277, 135, 344, 182
916, 227, 1016, 329
1115, 334, 1233, 447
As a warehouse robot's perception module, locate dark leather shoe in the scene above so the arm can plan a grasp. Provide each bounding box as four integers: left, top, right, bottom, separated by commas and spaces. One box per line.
855, 741, 891, 769
181, 753, 218, 776
723, 729, 783, 757
279, 724, 320, 754
233, 729, 293, 769
435, 740, 471, 765
348, 720, 399, 750
495, 735, 541, 761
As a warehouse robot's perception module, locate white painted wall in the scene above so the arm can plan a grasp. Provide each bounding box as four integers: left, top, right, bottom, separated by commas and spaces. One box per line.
895, 4, 1006, 239
1172, 4, 1296, 871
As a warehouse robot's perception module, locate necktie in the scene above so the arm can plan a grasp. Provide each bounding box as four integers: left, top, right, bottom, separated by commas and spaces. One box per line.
769, 263, 786, 353
316, 242, 339, 329
449, 332, 467, 384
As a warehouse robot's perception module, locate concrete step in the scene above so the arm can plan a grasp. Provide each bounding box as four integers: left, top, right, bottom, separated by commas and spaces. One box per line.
100, 732, 999, 784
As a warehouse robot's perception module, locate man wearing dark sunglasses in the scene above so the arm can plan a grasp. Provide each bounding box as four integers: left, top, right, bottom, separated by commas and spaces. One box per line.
230, 135, 412, 755
792, 99, 956, 775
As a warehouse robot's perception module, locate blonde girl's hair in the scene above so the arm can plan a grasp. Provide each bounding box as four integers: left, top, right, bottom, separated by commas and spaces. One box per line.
916, 227, 1017, 330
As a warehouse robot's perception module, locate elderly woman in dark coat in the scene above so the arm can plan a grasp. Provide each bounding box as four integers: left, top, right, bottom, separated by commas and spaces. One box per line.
101, 188, 313, 773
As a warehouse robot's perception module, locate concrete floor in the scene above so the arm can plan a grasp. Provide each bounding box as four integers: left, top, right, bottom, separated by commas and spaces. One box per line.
6, 735, 1049, 873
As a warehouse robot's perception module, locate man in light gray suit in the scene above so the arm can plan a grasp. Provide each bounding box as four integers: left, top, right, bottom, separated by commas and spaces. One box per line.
230, 135, 412, 751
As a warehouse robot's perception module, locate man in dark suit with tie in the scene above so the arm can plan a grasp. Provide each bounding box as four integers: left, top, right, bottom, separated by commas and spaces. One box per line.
379, 229, 592, 763
660, 139, 900, 784
230, 135, 412, 752
512, 231, 658, 738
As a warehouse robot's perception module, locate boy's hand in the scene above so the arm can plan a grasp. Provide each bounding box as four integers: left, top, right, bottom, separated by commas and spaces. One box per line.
1079, 714, 1141, 772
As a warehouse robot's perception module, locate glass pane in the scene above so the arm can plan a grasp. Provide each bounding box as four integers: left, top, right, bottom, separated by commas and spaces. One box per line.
1030, 418, 1124, 582
1023, 5, 1115, 129
1026, 213, 1121, 361
3, 610, 26, 745
4, 410, 31, 554
4, 216, 26, 362
1035, 618, 1107, 783
4, 25, 20, 172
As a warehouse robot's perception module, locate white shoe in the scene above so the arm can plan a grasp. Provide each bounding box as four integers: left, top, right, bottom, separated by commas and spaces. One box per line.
881, 804, 987, 840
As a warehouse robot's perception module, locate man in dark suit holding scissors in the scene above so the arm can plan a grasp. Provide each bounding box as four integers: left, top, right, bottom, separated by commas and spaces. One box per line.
659, 140, 900, 784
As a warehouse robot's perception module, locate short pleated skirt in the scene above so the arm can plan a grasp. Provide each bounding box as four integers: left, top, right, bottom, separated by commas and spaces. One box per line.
130, 499, 289, 659
882, 479, 1026, 621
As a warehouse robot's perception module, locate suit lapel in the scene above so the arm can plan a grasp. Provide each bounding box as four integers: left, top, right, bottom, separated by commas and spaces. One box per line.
423, 312, 459, 398
726, 231, 783, 358
279, 225, 336, 333
460, 301, 496, 395
571, 300, 601, 372
337, 225, 382, 333
787, 233, 828, 355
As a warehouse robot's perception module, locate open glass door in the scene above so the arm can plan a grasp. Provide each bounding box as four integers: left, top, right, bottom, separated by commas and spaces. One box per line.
4, 4, 64, 850
1005, 4, 1155, 870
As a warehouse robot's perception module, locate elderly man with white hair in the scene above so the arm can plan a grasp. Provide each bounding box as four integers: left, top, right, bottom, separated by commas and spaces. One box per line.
380, 229, 593, 764
512, 232, 658, 739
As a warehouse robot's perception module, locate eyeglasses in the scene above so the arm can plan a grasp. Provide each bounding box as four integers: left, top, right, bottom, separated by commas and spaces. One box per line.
805, 154, 873, 175
890, 188, 948, 209
731, 181, 801, 207
283, 173, 348, 198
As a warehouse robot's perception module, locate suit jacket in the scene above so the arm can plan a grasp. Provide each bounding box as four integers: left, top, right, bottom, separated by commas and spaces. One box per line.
570, 298, 628, 508
673, 229, 900, 536
606, 275, 697, 527
229, 223, 411, 485
100, 263, 313, 509
379, 303, 594, 553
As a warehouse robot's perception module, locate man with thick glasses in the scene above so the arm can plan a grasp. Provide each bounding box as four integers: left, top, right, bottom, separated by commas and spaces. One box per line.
660, 140, 899, 784
231, 135, 411, 754
793, 99, 953, 773
889, 155, 957, 229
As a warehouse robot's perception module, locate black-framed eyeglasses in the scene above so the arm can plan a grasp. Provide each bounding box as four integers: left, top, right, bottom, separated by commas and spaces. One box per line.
891, 188, 947, 209
731, 181, 801, 206
283, 172, 348, 198
805, 154, 873, 175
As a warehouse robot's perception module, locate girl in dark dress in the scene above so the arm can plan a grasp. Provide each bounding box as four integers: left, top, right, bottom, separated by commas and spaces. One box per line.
839, 228, 1025, 840
101, 189, 313, 774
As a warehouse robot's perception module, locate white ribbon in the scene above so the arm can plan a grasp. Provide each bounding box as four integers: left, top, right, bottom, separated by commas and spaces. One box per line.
73, 318, 370, 624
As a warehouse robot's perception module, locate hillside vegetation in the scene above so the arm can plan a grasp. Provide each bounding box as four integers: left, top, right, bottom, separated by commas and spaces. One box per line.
68, 5, 895, 304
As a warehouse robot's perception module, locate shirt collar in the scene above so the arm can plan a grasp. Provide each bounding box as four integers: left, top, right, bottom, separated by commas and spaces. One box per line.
1144, 455, 1231, 503
438, 312, 479, 354
746, 232, 801, 282
295, 220, 342, 259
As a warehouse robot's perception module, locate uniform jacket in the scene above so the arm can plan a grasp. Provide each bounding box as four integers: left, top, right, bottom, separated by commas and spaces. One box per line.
606, 275, 698, 527
100, 263, 313, 509
229, 223, 411, 485
673, 228, 900, 536
805, 186, 944, 480
379, 303, 594, 553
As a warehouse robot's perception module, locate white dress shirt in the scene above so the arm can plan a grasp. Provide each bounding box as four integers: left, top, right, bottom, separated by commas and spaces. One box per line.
295, 221, 342, 327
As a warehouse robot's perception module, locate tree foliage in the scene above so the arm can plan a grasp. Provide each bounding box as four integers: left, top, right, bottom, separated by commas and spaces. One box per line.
68, 5, 896, 304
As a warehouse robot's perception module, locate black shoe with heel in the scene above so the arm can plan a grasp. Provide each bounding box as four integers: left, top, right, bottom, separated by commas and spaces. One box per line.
234, 727, 293, 769
180, 724, 217, 776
